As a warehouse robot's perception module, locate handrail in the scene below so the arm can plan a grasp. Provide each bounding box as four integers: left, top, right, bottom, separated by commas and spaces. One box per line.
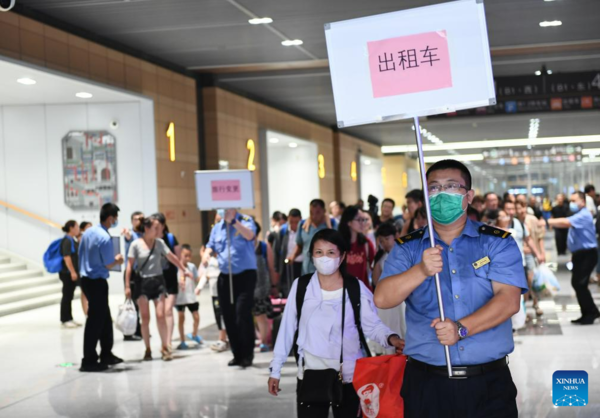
0, 200, 62, 230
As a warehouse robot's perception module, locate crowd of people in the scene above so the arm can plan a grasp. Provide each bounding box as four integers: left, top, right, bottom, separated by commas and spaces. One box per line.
53, 159, 600, 416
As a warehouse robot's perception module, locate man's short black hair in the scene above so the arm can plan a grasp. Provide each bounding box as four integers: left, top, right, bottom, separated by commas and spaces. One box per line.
310, 199, 326, 209
405, 189, 424, 203
375, 222, 397, 238
584, 184, 595, 194
382, 198, 396, 208
484, 192, 499, 200
501, 200, 515, 210
425, 159, 472, 190
100, 203, 120, 222
131, 211, 143, 221
288, 208, 302, 218
573, 191, 586, 202
181, 244, 192, 252
272, 211, 283, 221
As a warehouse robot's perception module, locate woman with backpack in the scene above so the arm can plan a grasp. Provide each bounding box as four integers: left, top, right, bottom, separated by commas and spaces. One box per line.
267, 229, 404, 418
59, 220, 86, 328
339, 206, 375, 291
125, 215, 192, 361
253, 221, 278, 353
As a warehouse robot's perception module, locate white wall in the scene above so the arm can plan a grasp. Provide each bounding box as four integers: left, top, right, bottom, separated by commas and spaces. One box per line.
0, 101, 157, 269
267, 137, 320, 218
360, 155, 384, 206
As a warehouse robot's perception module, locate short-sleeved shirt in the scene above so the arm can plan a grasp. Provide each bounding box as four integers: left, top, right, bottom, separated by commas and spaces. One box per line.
176, 262, 199, 305
346, 239, 375, 290
568, 209, 597, 252
296, 220, 330, 275
60, 236, 79, 275
78, 225, 116, 280
523, 215, 545, 255
381, 220, 528, 366
124, 229, 142, 269
207, 213, 257, 275
128, 238, 171, 278
510, 218, 528, 266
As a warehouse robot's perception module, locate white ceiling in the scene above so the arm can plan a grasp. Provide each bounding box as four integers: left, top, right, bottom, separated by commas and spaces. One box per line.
0, 57, 147, 106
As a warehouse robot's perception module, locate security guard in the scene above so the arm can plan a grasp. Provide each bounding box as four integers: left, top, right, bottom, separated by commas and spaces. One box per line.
375, 160, 527, 418
203, 209, 257, 368
548, 191, 599, 325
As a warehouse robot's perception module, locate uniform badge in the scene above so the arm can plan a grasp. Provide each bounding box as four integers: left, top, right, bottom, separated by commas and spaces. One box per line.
472, 256, 490, 269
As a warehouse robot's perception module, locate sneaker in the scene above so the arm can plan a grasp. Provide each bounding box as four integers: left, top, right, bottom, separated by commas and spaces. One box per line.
80, 363, 109, 373
187, 334, 203, 345
177, 342, 189, 350
61, 321, 78, 329
72, 321, 83, 327
124, 335, 142, 342
228, 358, 241, 367
143, 349, 152, 361
259, 344, 270, 353
211, 340, 229, 353
161, 348, 173, 361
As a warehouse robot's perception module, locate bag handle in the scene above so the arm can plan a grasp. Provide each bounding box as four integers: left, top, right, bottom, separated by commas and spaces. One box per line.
136, 240, 156, 276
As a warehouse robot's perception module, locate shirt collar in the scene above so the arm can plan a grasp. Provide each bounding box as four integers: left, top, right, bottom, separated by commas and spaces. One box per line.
421, 218, 480, 242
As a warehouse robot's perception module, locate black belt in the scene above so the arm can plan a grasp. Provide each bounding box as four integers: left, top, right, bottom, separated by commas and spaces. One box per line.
407, 356, 508, 379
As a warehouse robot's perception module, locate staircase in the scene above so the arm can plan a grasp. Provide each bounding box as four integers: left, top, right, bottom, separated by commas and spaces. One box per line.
0, 250, 66, 317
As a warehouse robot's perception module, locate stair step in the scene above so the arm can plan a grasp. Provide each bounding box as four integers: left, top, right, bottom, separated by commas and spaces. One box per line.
0, 262, 27, 274
0, 276, 60, 294
0, 290, 80, 318
0, 256, 10, 265
0, 283, 63, 305
0, 270, 45, 284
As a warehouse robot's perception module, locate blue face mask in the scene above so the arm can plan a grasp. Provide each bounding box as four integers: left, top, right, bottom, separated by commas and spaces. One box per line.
112, 219, 119, 228
569, 202, 580, 213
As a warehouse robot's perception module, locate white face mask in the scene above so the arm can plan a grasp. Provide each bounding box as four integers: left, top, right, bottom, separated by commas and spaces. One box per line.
313, 256, 340, 276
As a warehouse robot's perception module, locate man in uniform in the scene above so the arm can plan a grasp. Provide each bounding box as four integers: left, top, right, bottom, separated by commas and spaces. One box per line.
375, 159, 527, 417
548, 191, 599, 325
202, 209, 257, 368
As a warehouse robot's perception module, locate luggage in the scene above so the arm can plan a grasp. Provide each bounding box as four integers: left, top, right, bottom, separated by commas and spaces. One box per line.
353, 354, 407, 418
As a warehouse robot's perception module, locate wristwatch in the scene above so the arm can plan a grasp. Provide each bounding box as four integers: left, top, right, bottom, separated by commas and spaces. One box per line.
456, 321, 468, 340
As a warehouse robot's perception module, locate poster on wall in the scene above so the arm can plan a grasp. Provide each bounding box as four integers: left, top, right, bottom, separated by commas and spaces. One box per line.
62, 131, 118, 210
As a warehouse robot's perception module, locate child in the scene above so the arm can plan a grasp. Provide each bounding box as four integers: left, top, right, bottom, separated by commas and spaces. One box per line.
175, 244, 201, 349
196, 243, 229, 352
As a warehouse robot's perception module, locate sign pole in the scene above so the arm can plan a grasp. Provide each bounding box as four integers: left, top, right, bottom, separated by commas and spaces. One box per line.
226, 222, 234, 305
413, 116, 453, 378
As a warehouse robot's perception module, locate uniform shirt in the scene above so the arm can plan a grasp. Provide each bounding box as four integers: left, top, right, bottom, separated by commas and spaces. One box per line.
296, 221, 330, 275
78, 224, 116, 280
381, 219, 528, 366
568, 209, 597, 252
207, 213, 257, 275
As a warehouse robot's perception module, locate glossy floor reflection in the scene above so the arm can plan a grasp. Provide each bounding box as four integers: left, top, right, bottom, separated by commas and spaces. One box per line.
2, 243, 600, 417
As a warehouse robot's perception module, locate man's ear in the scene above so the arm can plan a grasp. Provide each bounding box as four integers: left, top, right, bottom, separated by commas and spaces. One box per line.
467, 190, 475, 205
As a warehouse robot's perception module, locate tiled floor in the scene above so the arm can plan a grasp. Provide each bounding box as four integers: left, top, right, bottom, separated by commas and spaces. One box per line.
1, 234, 600, 417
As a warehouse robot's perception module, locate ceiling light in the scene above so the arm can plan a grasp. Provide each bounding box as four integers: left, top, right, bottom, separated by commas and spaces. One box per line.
17, 77, 36, 85
288, 142, 298, 148
381, 135, 600, 154
547, 69, 553, 75
269, 137, 280, 144
539, 20, 562, 27
535, 70, 542, 76
249, 17, 273, 25
423, 154, 484, 163
364, 159, 372, 165
76, 92, 93, 99
282, 39, 303, 46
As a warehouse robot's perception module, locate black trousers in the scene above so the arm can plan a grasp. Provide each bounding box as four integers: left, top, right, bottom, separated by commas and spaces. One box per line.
401, 361, 518, 418
554, 228, 568, 255
81, 277, 114, 365
297, 380, 361, 418
572, 248, 599, 317
59, 272, 78, 323
217, 269, 257, 362
123, 271, 142, 337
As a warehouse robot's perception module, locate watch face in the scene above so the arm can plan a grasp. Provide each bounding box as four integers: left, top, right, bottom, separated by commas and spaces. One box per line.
459, 327, 468, 338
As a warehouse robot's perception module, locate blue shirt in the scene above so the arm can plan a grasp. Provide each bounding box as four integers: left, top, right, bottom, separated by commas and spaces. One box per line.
381, 219, 528, 366
568, 209, 597, 252
296, 220, 331, 275
207, 213, 257, 275
78, 224, 116, 279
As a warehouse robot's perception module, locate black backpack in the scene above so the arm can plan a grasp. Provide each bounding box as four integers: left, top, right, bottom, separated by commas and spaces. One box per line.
292, 273, 372, 361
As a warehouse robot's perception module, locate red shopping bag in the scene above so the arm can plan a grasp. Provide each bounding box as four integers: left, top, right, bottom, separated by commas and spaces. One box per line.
353, 354, 407, 418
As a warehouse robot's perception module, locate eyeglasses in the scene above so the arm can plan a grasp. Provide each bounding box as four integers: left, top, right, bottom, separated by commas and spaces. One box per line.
427, 182, 468, 195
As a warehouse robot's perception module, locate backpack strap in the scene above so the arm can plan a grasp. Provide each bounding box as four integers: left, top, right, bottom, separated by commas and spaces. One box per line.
292, 273, 313, 362
260, 241, 267, 261
344, 274, 372, 358
166, 233, 175, 250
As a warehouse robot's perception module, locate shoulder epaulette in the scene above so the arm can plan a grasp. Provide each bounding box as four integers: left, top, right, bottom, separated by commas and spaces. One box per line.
479, 225, 511, 238
396, 228, 425, 245
241, 215, 250, 221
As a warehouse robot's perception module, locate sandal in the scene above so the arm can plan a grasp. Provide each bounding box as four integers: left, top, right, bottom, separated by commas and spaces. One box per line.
161, 348, 173, 361
143, 349, 152, 361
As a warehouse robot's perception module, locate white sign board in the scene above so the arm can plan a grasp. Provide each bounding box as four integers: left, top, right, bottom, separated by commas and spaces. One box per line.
325, 0, 495, 127
194, 170, 255, 210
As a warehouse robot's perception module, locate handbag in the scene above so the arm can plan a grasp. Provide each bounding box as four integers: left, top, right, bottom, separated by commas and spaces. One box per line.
297, 280, 346, 406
